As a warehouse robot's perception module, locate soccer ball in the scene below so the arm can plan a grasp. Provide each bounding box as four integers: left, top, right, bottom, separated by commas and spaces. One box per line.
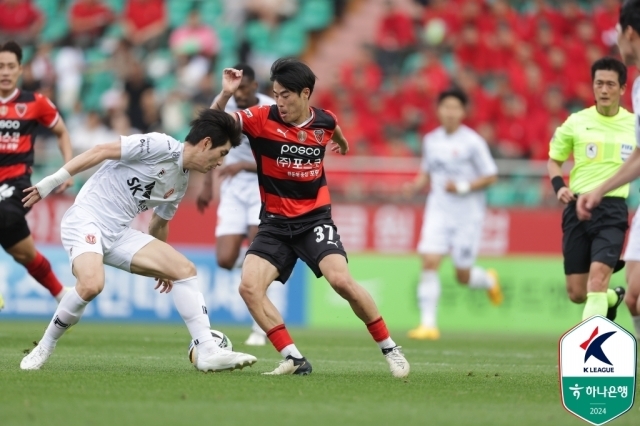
187, 329, 233, 365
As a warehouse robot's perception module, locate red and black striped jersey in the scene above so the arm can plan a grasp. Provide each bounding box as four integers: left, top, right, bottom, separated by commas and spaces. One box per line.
0, 89, 60, 183
236, 105, 337, 226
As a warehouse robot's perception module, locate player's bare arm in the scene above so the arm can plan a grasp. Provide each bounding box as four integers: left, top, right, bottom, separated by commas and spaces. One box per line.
211, 68, 243, 113
404, 171, 430, 198
444, 174, 497, 194
547, 158, 576, 204
196, 169, 215, 213
50, 118, 74, 193
577, 147, 640, 220
219, 160, 257, 178
22, 141, 122, 207
330, 125, 349, 155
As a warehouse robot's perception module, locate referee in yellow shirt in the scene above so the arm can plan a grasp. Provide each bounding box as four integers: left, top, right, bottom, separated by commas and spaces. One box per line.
548, 57, 634, 322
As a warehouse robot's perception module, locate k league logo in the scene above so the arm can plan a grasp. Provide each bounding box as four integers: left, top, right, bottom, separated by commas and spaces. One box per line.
559, 316, 637, 426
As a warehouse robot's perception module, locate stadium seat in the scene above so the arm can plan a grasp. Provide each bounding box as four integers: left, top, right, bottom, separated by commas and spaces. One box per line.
297, 0, 334, 31
244, 20, 273, 54
41, 13, 69, 43
272, 20, 308, 57
104, 0, 125, 13
217, 25, 238, 56
199, 0, 224, 24
34, 0, 58, 18
168, 0, 194, 28
487, 182, 518, 207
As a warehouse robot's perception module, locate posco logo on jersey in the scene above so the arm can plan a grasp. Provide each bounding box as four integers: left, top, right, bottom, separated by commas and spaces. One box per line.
281, 144, 321, 157
0, 120, 20, 129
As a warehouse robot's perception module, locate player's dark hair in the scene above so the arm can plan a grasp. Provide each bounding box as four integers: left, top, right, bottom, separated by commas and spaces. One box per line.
0, 41, 22, 64
437, 88, 468, 107
185, 109, 241, 148
270, 57, 317, 97
620, 0, 640, 35
591, 57, 627, 85
233, 63, 256, 81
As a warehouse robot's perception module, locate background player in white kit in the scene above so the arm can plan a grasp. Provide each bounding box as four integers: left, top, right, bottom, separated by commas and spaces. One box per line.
404, 88, 503, 340
578, 0, 640, 340
19, 109, 258, 371
196, 64, 285, 346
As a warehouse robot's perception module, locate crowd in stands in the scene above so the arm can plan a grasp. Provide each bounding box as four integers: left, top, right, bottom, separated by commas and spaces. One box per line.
314, 0, 627, 160
0, 0, 627, 188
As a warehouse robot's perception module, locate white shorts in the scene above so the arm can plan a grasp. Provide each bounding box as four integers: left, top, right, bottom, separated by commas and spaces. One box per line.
215, 176, 261, 237
624, 208, 640, 262
417, 207, 484, 269
61, 205, 155, 272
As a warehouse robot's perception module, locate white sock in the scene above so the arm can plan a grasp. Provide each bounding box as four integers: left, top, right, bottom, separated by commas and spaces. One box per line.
468, 266, 494, 290
633, 316, 640, 340
40, 288, 89, 349
280, 344, 303, 359
233, 248, 248, 269
377, 337, 396, 350
172, 276, 216, 353
418, 270, 441, 328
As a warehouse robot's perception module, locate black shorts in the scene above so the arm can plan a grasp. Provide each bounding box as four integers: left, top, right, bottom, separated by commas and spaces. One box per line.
562, 197, 628, 275
0, 175, 32, 249
247, 219, 348, 283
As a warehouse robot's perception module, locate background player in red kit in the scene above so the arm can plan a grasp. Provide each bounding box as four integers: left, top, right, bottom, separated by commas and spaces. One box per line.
212, 59, 410, 377
0, 41, 73, 304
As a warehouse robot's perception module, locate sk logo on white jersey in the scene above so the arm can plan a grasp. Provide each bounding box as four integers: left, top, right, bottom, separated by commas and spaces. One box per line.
277, 129, 289, 139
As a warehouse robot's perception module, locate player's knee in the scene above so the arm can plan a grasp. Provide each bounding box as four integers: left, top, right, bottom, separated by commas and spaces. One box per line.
455, 269, 470, 285
174, 260, 197, 280
567, 287, 587, 304
625, 293, 638, 312
238, 279, 260, 304
216, 254, 236, 271
328, 274, 355, 299
10, 249, 36, 265
76, 276, 104, 300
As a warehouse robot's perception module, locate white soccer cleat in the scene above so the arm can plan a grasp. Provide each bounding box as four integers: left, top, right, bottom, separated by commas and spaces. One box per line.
20, 344, 54, 370
244, 331, 267, 346
384, 346, 410, 378
263, 355, 312, 375
196, 349, 257, 372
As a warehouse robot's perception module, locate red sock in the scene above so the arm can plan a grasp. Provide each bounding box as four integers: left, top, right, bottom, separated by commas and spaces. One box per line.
26, 252, 64, 297
266, 324, 294, 352
366, 317, 390, 342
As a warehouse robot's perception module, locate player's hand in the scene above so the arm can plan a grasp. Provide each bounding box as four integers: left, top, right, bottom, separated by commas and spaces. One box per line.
22, 186, 42, 208
54, 177, 74, 194
196, 187, 212, 213
221, 68, 243, 95
154, 278, 173, 294
556, 187, 577, 205
445, 181, 457, 193
218, 162, 244, 179
403, 182, 417, 198
330, 140, 349, 155
577, 191, 602, 221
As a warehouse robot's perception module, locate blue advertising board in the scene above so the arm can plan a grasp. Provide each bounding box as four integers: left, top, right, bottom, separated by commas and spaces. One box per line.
0, 246, 306, 325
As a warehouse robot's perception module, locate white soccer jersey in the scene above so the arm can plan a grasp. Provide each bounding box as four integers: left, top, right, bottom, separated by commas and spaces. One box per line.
421, 125, 497, 217
74, 133, 189, 232
224, 93, 275, 179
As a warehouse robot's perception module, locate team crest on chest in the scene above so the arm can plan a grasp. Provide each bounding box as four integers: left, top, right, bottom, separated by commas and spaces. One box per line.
157, 169, 165, 178
15, 103, 27, 117
297, 130, 307, 142
85, 234, 96, 244
0, 105, 7, 116
314, 129, 325, 144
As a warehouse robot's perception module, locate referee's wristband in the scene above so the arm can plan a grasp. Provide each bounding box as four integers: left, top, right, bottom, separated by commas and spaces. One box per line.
551, 176, 567, 194
35, 167, 71, 199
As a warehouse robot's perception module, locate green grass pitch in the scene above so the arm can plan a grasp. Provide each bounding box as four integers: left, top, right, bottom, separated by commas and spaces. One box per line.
1, 322, 638, 426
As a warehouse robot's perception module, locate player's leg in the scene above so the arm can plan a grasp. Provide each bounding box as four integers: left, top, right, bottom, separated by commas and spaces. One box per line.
409, 208, 448, 339
122, 233, 257, 372
301, 222, 409, 378
584, 201, 628, 321
451, 217, 502, 305
239, 231, 309, 375
3, 224, 66, 301
624, 262, 640, 339
21, 208, 105, 370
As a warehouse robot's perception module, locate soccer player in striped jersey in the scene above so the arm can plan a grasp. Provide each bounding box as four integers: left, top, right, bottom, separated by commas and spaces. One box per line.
211, 59, 410, 377
550, 57, 634, 323
0, 41, 73, 305
579, 0, 640, 340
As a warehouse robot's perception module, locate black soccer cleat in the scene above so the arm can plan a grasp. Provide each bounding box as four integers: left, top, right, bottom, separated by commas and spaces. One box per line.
606, 286, 626, 321
263, 355, 313, 375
